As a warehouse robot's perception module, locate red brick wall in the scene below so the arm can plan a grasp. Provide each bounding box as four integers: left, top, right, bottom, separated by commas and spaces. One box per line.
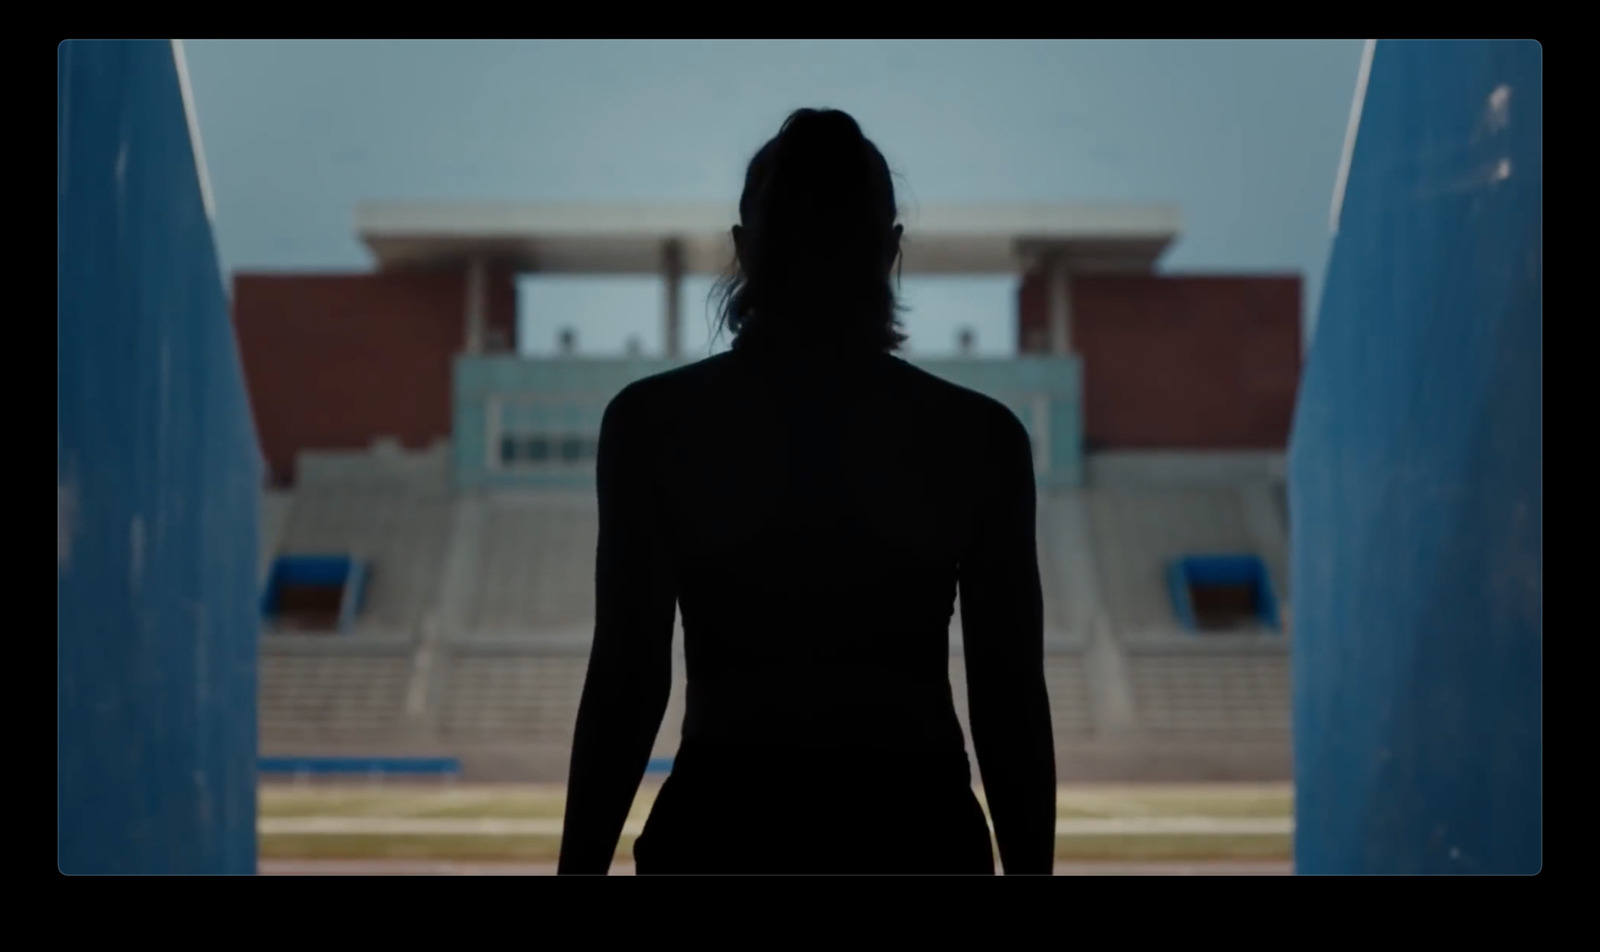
1019, 273, 1302, 450
232, 265, 517, 485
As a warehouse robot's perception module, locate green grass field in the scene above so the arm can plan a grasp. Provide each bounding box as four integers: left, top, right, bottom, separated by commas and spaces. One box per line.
258, 783, 1293, 863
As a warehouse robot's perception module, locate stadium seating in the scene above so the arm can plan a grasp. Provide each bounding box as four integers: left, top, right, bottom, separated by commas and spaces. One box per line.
463, 495, 598, 636
258, 448, 1294, 780
437, 650, 588, 741
1092, 487, 1271, 636
260, 646, 415, 739
274, 487, 452, 637
1124, 646, 1291, 737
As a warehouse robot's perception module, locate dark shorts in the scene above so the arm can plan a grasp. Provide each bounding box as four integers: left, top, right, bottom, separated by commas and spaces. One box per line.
632, 742, 996, 875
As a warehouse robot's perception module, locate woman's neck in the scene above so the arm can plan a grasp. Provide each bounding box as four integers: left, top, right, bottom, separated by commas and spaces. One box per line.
734, 313, 885, 365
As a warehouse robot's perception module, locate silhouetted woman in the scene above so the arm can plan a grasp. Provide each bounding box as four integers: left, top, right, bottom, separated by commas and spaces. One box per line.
558, 108, 1056, 875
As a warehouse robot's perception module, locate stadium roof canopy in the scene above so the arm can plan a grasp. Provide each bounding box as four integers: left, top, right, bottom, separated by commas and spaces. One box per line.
354, 202, 1182, 276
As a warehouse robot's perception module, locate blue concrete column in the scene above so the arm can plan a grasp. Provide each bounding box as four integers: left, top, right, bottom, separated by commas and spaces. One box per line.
1289, 40, 1541, 875
57, 40, 261, 874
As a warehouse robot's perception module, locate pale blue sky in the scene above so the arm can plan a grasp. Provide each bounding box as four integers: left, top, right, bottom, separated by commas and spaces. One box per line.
183, 39, 1364, 357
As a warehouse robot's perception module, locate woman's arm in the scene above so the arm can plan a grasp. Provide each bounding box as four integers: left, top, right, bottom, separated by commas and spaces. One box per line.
558, 385, 677, 875
959, 406, 1057, 875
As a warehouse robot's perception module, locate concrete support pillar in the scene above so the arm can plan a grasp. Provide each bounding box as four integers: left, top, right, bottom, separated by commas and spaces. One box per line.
1047, 251, 1072, 356
464, 256, 487, 356
1084, 612, 1139, 736
662, 239, 683, 359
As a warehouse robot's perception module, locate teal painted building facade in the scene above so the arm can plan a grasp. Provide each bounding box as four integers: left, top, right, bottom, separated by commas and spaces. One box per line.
453, 354, 1083, 491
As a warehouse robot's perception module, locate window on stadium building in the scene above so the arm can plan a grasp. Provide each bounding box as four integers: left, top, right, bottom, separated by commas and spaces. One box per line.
499, 432, 599, 468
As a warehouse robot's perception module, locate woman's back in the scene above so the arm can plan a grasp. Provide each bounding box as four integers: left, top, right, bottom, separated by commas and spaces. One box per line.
630, 344, 1024, 751
558, 108, 1056, 875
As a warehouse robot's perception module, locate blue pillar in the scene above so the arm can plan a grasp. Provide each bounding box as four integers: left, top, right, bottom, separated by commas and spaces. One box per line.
1289, 40, 1541, 874
57, 40, 261, 874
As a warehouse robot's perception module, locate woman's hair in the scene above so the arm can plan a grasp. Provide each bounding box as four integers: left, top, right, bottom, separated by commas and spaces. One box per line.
712, 108, 907, 354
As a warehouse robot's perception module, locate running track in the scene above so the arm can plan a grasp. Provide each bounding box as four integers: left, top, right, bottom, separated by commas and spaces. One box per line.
259, 859, 1292, 876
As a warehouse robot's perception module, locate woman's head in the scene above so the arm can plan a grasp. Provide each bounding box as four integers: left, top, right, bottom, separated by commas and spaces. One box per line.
714, 108, 906, 354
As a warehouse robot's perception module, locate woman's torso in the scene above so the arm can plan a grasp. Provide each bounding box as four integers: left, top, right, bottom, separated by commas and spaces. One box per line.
635, 344, 1005, 757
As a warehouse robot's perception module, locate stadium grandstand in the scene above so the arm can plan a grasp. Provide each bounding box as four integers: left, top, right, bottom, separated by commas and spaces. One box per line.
239, 201, 1302, 784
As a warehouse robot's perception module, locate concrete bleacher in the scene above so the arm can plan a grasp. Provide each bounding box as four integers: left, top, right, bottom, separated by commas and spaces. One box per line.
462, 494, 598, 636
257, 447, 1295, 781
1037, 493, 1103, 646
1086, 452, 1290, 641
273, 448, 455, 638
1072, 456, 1292, 760
1124, 645, 1291, 737
437, 650, 589, 741
1091, 487, 1269, 637
276, 490, 451, 635
260, 643, 415, 740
